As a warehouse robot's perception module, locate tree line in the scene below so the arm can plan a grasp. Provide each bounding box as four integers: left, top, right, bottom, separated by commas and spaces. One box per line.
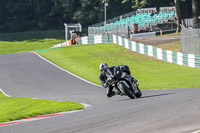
0, 0, 131, 32
0, 0, 182, 32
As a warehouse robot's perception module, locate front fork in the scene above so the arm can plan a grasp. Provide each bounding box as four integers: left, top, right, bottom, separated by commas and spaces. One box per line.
132, 83, 139, 93
115, 83, 123, 94
116, 80, 132, 95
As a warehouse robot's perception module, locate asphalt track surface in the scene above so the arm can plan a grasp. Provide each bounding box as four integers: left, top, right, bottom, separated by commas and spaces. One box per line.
0, 52, 200, 133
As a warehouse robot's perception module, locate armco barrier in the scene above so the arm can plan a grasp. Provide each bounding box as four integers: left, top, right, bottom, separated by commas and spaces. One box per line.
50, 35, 112, 48
76, 35, 113, 44
51, 35, 200, 68
112, 35, 200, 68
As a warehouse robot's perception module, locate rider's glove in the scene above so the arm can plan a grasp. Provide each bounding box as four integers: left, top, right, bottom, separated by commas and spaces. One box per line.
133, 78, 137, 83
128, 77, 132, 82
103, 83, 108, 88
112, 75, 117, 80
110, 75, 114, 79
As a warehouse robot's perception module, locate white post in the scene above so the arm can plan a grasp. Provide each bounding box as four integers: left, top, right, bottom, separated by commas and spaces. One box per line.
78, 23, 82, 32
64, 23, 68, 43
104, 3, 108, 26
105, 3, 106, 26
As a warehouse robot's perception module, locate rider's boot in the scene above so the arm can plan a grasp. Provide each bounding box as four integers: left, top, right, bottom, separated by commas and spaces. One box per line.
107, 91, 121, 97
115, 91, 122, 95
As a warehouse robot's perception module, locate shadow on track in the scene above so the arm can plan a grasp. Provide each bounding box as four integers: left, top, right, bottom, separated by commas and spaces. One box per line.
140, 93, 174, 99
117, 93, 174, 102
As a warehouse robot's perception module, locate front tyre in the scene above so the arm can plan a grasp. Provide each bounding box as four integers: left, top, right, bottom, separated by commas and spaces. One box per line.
134, 84, 142, 98
121, 82, 135, 99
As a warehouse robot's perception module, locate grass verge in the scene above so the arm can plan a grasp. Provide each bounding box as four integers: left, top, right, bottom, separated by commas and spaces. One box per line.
39, 43, 200, 89
154, 40, 180, 52
0, 30, 84, 124
0, 92, 84, 123
0, 30, 65, 54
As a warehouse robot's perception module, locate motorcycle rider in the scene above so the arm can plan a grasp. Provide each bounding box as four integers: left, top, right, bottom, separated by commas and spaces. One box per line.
98, 62, 137, 97
117, 64, 137, 84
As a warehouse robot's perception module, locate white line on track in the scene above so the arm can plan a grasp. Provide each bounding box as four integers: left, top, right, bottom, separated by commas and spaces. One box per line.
0, 105, 91, 127
0, 52, 94, 127
0, 88, 11, 97
30, 52, 200, 132
191, 130, 200, 133
32, 52, 102, 88
32, 52, 170, 91
0, 90, 92, 127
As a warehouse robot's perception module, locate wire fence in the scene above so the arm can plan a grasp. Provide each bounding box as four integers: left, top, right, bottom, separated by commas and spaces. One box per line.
181, 25, 200, 55
88, 23, 132, 38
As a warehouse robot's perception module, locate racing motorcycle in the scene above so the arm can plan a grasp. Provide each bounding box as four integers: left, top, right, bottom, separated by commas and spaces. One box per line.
106, 71, 142, 99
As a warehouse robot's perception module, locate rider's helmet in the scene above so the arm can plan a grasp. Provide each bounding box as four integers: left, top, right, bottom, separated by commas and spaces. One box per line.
119, 65, 125, 71
99, 62, 108, 73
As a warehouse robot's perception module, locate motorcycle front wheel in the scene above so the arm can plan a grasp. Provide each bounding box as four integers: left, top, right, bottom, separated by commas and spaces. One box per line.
134, 84, 142, 98
120, 82, 135, 99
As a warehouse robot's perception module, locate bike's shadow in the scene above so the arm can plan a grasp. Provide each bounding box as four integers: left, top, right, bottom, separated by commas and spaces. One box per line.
118, 92, 174, 101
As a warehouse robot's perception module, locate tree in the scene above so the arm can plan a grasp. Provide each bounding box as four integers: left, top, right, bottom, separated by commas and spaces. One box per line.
146, 0, 174, 7
50, 0, 81, 28
192, 0, 200, 28
103, 0, 133, 21
33, 0, 52, 29
174, 0, 200, 31
122, 0, 147, 9
0, 0, 6, 30
73, 0, 133, 27
3, 0, 36, 31
174, 0, 181, 32
73, 0, 104, 26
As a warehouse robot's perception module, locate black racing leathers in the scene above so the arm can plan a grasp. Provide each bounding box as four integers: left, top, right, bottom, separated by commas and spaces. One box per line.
99, 65, 132, 97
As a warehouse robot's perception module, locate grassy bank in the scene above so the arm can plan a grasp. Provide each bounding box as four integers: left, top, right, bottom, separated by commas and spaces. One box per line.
155, 40, 180, 52
0, 30, 65, 54
0, 92, 83, 123
0, 31, 199, 123
39, 43, 200, 89
0, 30, 83, 124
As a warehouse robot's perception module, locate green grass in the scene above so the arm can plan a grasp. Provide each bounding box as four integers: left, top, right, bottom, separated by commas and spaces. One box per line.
0, 30, 84, 124
0, 31, 199, 123
39, 43, 200, 89
0, 92, 84, 123
156, 32, 181, 37
155, 40, 180, 52
0, 30, 65, 54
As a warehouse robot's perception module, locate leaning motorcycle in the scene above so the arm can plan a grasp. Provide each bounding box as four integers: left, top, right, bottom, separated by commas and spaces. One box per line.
106, 71, 142, 99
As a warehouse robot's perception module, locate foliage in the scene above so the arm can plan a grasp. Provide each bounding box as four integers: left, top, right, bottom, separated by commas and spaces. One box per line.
122, 0, 174, 9
0, 0, 175, 32
122, 0, 147, 9
73, 1, 104, 25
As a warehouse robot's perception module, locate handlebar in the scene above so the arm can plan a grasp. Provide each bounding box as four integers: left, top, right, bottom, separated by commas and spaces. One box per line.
106, 71, 127, 85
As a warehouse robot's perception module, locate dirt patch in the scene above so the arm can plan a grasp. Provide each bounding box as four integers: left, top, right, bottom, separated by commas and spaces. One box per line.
132, 34, 180, 45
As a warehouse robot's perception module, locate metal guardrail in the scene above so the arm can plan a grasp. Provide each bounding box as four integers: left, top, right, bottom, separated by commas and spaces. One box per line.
51, 34, 200, 68
75, 34, 200, 68
181, 25, 200, 55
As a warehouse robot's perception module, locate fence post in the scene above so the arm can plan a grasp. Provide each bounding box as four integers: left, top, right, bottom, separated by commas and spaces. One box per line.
160, 29, 163, 36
